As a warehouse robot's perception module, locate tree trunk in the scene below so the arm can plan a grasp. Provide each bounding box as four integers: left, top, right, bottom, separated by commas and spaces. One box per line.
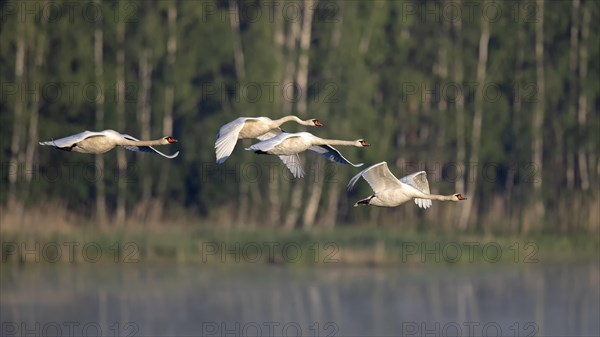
458, 2, 490, 230
157, 3, 178, 214
282, 8, 304, 230
8, 17, 26, 207
25, 0, 49, 189
508, 5, 525, 233
268, 6, 286, 226
94, 0, 107, 225
228, 0, 250, 226
577, 6, 590, 192
566, 0, 580, 190
322, 181, 341, 227
321, 4, 345, 228
137, 49, 153, 218
291, 0, 319, 229
115, 12, 127, 226
530, 0, 546, 226
453, 0, 466, 203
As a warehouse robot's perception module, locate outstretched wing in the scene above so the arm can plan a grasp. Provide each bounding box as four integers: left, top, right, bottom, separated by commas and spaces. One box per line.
121, 134, 179, 159
400, 171, 432, 209
246, 132, 299, 153
39, 131, 105, 149
308, 145, 363, 167
278, 154, 305, 178
215, 118, 250, 163
255, 128, 282, 141
347, 161, 401, 192
257, 129, 305, 178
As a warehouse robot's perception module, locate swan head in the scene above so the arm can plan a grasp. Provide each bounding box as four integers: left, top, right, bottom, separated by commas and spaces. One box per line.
453, 193, 467, 201
163, 136, 178, 144
357, 139, 370, 147
310, 119, 323, 127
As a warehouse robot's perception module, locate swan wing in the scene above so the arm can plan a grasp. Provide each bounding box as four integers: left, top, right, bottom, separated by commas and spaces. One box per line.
347, 161, 401, 192
121, 134, 180, 159
255, 128, 283, 141
400, 171, 432, 209
215, 117, 252, 163
245, 132, 298, 153
278, 154, 305, 178
256, 129, 305, 178
308, 145, 363, 167
39, 131, 105, 149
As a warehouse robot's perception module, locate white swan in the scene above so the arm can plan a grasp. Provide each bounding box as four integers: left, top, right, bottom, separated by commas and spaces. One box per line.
348, 161, 466, 208
214, 115, 323, 164
246, 131, 369, 178
39, 130, 179, 159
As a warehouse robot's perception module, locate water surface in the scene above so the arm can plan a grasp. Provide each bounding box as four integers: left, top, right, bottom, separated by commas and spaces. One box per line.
1, 262, 598, 336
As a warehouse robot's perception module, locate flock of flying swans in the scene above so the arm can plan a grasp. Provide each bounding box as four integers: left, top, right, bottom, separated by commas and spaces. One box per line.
39, 115, 466, 209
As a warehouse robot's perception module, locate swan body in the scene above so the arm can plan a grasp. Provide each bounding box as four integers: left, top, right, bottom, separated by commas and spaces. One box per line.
39, 129, 179, 158
348, 161, 466, 208
215, 115, 322, 164
246, 132, 369, 177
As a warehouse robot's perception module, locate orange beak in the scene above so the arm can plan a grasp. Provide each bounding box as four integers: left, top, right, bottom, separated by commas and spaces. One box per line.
167, 137, 178, 143
457, 194, 467, 200
314, 120, 323, 127
360, 140, 370, 147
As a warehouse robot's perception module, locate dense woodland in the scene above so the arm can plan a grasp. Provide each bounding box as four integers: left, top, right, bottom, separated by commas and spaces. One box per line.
1, 0, 598, 233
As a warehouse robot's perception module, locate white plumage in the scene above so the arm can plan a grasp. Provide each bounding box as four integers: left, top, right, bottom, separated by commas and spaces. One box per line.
348, 162, 466, 208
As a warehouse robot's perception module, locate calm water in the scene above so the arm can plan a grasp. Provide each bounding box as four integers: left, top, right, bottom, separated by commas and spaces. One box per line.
1, 262, 598, 337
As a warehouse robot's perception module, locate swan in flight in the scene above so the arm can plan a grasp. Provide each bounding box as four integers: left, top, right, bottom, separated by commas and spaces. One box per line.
215, 115, 323, 164
348, 161, 466, 208
246, 131, 369, 178
39, 130, 179, 158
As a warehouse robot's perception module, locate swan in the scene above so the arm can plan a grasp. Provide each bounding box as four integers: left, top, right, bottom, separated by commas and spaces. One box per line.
39, 129, 179, 158
246, 131, 369, 178
347, 161, 467, 208
215, 115, 323, 164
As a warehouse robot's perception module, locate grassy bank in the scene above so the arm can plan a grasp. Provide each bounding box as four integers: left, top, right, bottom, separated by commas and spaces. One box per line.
1, 225, 598, 266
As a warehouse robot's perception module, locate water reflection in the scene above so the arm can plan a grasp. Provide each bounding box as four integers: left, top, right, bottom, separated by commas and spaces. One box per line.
1, 262, 598, 336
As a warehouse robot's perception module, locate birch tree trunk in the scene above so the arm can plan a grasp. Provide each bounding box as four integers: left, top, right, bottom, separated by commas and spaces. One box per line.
94, 0, 107, 225
137, 49, 153, 218
322, 4, 345, 228
268, 4, 286, 226
115, 13, 127, 225
228, 0, 249, 225
157, 4, 178, 214
458, 4, 490, 229
566, 0, 580, 190
530, 0, 546, 225
8, 17, 26, 207
25, 0, 49, 189
283, 11, 304, 230
577, 6, 590, 192
287, 0, 319, 229
508, 5, 525, 232
453, 0, 466, 204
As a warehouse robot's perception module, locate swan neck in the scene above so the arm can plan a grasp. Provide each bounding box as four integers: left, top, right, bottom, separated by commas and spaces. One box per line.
427, 194, 455, 201
313, 138, 356, 146
119, 138, 165, 146
274, 115, 303, 127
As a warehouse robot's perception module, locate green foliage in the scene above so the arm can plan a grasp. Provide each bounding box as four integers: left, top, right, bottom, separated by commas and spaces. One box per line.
1, 0, 598, 232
